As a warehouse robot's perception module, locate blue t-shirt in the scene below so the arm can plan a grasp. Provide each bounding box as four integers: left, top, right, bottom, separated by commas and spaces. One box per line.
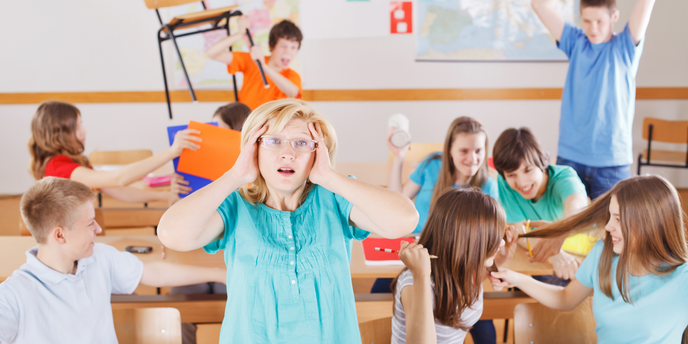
409, 154, 498, 233
576, 241, 688, 343
557, 22, 644, 167
203, 184, 370, 343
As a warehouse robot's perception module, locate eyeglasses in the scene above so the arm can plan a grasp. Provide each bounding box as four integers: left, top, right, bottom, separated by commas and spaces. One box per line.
260, 136, 317, 152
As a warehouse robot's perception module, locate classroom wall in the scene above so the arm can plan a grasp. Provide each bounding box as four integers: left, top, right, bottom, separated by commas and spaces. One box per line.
1, 0, 687, 194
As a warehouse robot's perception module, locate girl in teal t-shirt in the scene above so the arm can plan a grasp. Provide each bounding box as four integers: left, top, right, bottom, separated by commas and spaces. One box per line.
491, 175, 688, 343
387, 116, 498, 234
157, 99, 419, 343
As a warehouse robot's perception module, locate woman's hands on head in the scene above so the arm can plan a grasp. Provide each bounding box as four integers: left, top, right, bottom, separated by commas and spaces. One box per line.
170, 129, 202, 157
387, 126, 410, 160
399, 241, 431, 278
307, 122, 336, 187
228, 123, 268, 185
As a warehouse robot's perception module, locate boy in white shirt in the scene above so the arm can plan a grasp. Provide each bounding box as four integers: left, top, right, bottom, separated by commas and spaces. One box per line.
0, 177, 226, 344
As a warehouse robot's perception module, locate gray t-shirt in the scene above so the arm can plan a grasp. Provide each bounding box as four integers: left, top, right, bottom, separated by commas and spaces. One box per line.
391, 269, 483, 343
0, 243, 144, 343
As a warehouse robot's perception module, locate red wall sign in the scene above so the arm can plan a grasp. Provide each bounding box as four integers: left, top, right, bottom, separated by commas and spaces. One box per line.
390, 2, 412, 34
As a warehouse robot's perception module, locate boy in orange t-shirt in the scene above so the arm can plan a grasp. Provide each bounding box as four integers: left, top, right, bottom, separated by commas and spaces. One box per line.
207, 16, 302, 110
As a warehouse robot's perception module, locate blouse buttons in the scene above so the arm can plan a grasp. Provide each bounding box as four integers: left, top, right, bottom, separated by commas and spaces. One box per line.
291, 280, 296, 285
288, 235, 292, 239
290, 261, 294, 265
290, 247, 294, 250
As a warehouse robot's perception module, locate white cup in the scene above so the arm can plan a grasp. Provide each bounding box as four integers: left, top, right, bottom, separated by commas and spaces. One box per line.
388, 113, 411, 148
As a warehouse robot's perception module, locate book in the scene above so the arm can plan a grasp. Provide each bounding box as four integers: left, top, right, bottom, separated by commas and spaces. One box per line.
177, 121, 242, 181
361, 237, 415, 266
166, 123, 217, 198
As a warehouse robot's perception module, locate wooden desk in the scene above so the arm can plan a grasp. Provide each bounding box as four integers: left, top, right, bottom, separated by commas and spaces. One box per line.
0, 236, 224, 282
350, 240, 556, 279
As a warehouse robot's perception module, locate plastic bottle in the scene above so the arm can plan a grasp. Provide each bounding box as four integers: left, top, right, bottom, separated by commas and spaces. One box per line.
388, 113, 411, 148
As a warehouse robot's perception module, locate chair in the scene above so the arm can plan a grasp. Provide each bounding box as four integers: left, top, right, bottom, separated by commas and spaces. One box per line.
143, 0, 242, 118
113, 307, 182, 344
359, 316, 392, 344
88, 150, 153, 207
637, 117, 688, 175
513, 298, 596, 344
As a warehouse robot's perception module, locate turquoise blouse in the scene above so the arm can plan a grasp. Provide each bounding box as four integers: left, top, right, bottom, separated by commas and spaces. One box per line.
204, 183, 370, 343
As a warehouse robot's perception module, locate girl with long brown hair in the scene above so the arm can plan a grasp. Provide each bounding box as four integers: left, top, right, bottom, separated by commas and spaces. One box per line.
387, 116, 496, 234
391, 188, 506, 344
29, 100, 199, 204
490, 175, 688, 343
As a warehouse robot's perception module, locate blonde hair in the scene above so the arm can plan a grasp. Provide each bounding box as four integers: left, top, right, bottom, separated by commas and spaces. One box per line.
239, 99, 338, 204
29, 101, 90, 180
20, 177, 95, 244
522, 175, 688, 303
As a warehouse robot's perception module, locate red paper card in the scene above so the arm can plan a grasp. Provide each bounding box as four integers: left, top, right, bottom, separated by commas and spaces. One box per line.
390, 2, 413, 34
177, 121, 242, 181
361, 237, 415, 266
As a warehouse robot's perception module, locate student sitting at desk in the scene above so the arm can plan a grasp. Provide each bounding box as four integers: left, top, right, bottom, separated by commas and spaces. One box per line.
492, 127, 594, 283
491, 175, 688, 343
29, 101, 199, 205
0, 177, 226, 344
206, 16, 302, 110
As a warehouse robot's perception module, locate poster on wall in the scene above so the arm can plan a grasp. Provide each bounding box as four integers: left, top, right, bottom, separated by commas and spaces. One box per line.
390, 2, 413, 34
416, 0, 578, 61
164, 0, 300, 90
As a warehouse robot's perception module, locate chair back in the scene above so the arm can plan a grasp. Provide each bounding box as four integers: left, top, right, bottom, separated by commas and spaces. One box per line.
113, 307, 182, 344
514, 298, 596, 344
359, 316, 392, 344
642, 117, 688, 143
389, 143, 443, 183
143, 0, 198, 10
89, 150, 153, 166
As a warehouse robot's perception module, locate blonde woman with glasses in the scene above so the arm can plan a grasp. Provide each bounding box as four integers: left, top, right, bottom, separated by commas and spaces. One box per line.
158, 98, 418, 344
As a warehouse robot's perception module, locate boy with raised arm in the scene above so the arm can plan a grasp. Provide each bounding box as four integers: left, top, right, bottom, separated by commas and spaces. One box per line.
206, 16, 302, 110
0, 177, 226, 344
529, 0, 656, 262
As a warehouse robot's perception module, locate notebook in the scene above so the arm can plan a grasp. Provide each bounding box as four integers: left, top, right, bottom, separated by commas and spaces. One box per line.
177, 121, 242, 181
361, 237, 415, 266
166, 122, 217, 198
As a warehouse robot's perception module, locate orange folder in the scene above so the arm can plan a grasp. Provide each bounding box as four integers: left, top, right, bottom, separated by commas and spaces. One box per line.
177, 121, 242, 181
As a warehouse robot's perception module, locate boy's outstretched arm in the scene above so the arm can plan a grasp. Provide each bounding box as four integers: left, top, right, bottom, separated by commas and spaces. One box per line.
206, 16, 250, 65
532, 0, 566, 42
628, 0, 656, 45
139, 262, 226, 287
249, 45, 300, 97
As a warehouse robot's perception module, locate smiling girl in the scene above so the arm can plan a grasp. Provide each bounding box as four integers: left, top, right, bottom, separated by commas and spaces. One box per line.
492, 127, 594, 282
157, 98, 418, 343
388, 117, 498, 234
491, 175, 688, 343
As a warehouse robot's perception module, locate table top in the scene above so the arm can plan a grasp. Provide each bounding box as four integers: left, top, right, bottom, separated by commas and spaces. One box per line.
350, 239, 559, 279
0, 236, 225, 282
1, 235, 562, 283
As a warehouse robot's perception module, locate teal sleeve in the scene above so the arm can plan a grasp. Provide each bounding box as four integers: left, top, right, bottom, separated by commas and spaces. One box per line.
482, 177, 499, 202
333, 176, 370, 241
409, 154, 439, 186
551, 166, 587, 206
575, 241, 604, 288
203, 191, 240, 254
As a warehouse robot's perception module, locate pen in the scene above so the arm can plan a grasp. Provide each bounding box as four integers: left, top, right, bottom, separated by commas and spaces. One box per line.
375, 247, 438, 259
524, 219, 533, 258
